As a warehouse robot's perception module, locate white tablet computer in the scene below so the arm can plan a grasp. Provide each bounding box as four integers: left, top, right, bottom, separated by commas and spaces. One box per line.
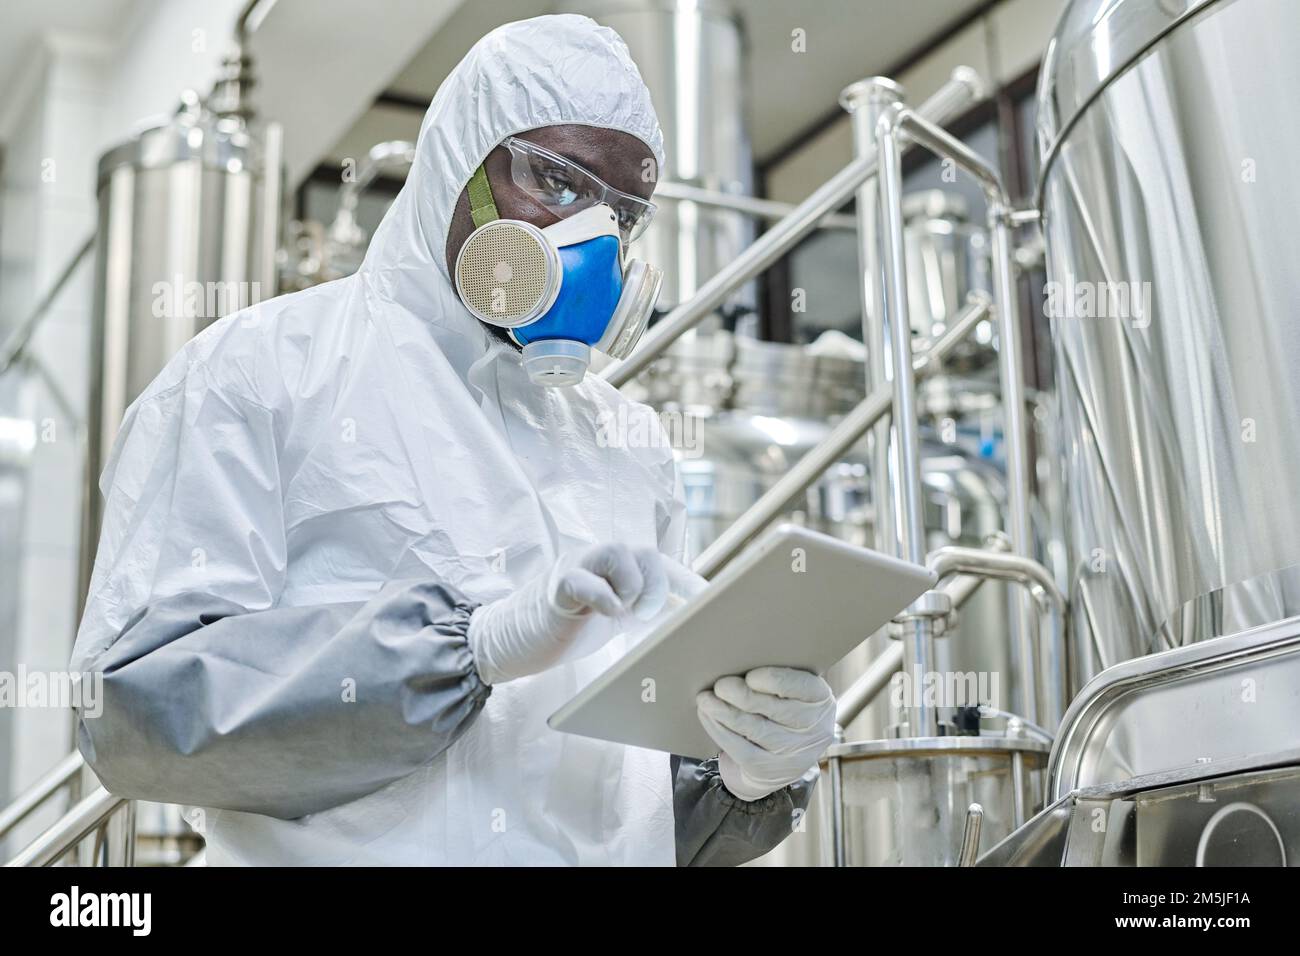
548, 523, 937, 759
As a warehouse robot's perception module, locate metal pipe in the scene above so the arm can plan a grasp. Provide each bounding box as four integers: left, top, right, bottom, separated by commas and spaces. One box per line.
828, 730, 847, 867
652, 181, 858, 230
990, 211, 1039, 724
957, 803, 984, 866
0, 234, 96, 377
0, 751, 85, 840
926, 547, 1064, 614
835, 641, 904, 729
602, 68, 982, 388
898, 108, 1006, 200
329, 140, 417, 245
842, 77, 904, 562
833, 533, 1014, 731
895, 106, 1040, 726
260, 121, 284, 299
875, 103, 936, 737
940, 532, 1012, 610
235, 0, 277, 44
693, 292, 990, 579
4, 787, 126, 867
927, 545, 1068, 724
1011, 752, 1027, 827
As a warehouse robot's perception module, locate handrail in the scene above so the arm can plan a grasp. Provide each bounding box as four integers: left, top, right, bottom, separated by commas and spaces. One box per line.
874, 98, 1038, 731
651, 180, 858, 230
0, 751, 84, 840
693, 291, 991, 580
602, 67, 983, 388
0, 233, 96, 377
4, 786, 127, 867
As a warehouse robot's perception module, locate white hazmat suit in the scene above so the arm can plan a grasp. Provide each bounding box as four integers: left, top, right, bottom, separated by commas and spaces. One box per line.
70, 14, 813, 866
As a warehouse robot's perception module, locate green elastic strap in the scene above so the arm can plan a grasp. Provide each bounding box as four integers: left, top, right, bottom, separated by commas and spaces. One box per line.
467, 164, 500, 228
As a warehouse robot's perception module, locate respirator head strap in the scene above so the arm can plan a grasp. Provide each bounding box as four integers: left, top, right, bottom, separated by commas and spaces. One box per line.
467, 164, 500, 228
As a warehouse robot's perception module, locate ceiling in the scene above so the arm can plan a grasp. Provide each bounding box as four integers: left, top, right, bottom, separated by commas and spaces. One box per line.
0, 0, 138, 110
347, 0, 994, 165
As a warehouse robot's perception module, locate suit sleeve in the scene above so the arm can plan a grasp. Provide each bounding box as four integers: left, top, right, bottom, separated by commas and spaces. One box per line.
72, 369, 488, 820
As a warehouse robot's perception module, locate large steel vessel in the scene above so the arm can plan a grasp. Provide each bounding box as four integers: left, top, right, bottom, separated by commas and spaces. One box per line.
1037, 0, 1300, 685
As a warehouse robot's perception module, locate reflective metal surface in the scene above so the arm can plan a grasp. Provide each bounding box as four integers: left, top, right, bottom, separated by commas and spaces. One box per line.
86, 98, 279, 595
586, 0, 754, 316
1036, 0, 1219, 183
819, 736, 1048, 867
1038, 0, 1300, 681
1136, 766, 1299, 867
978, 749, 1300, 866
1048, 615, 1300, 800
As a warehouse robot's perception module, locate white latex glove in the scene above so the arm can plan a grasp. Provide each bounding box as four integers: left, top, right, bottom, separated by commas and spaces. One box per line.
468, 543, 696, 685
696, 667, 836, 802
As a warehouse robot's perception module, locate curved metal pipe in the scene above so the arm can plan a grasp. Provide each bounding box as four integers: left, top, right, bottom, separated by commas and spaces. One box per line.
927, 545, 1069, 726
329, 141, 418, 246
834, 534, 1012, 730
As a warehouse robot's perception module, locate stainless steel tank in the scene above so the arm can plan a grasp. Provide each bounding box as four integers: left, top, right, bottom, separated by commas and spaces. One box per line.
84, 91, 281, 593
583, 0, 754, 321
901, 191, 991, 354
1036, 0, 1300, 685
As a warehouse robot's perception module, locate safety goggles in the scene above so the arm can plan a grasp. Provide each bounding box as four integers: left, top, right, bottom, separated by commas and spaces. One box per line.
502, 136, 657, 242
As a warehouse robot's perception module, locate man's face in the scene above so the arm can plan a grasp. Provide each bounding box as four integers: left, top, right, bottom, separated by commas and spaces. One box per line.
444, 124, 656, 282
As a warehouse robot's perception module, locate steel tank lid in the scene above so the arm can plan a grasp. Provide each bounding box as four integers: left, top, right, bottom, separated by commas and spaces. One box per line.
1036, 0, 1220, 182
96, 93, 260, 188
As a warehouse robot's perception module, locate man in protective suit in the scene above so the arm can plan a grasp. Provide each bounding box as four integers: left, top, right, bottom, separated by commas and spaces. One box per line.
71, 14, 835, 866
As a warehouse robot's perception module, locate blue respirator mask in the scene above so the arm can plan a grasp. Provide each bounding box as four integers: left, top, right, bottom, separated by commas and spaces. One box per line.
453, 163, 663, 386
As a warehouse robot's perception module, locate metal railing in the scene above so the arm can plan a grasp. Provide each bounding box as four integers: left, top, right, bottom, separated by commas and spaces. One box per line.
0, 750, 137, 867
5, 787, 131, 867
0, 751, 84, 842
873, 99, 1039, 733
693, 291, 991, 579
601, 68, 983, 388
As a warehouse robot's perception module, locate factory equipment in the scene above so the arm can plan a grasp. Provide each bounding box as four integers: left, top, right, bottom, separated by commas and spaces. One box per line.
84, 20, 282, 601
583, 0, 755, 324
599, 67, 1070, 866
970, 0, 1300, 866
279, 140, 416, 292
979, 616, 1300, 865
1038, 0, 1300, 685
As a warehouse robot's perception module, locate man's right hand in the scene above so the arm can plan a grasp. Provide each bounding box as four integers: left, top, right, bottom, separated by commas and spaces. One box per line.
468, 543, 699, 685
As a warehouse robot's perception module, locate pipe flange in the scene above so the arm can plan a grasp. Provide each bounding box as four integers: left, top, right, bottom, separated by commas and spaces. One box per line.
888, 589, 953, 637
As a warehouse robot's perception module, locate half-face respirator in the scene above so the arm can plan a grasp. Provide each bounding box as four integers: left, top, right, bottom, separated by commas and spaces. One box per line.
453, 158, 662, 386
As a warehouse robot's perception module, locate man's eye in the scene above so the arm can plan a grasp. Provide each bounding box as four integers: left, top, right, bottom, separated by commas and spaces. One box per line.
538, 170, 577, 204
